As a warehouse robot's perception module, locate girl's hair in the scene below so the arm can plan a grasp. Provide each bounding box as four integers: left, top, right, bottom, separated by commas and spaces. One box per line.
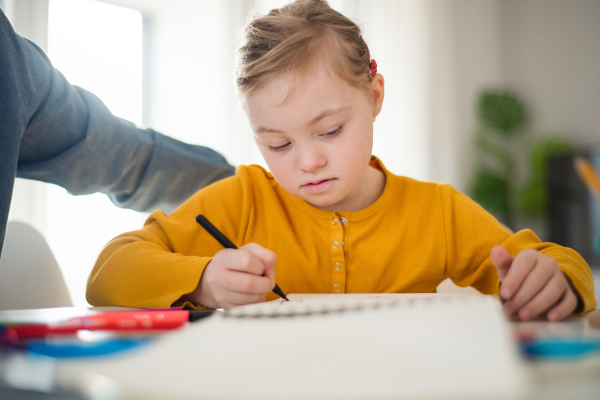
236, 0, 372, 98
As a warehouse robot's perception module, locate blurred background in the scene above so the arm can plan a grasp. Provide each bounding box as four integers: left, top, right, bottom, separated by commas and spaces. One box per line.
3, 0, 600, 306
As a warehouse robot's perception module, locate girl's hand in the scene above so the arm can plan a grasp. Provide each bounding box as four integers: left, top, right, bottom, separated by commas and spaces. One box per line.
193, 243, 277, 310
491, 245, 579, 321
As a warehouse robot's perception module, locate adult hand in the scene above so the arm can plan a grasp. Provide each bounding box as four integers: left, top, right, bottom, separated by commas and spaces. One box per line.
491, 245, 579, 321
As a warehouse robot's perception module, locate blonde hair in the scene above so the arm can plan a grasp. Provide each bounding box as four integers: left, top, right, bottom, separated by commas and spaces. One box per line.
236, 0, 373, 97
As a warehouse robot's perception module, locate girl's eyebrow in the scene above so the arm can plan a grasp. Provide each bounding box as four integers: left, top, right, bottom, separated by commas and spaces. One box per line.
307, 107, 347, 126
256, 107, 348, 134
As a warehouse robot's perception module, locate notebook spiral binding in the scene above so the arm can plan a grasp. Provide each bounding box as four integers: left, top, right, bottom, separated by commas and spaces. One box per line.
225, 294, 490, 319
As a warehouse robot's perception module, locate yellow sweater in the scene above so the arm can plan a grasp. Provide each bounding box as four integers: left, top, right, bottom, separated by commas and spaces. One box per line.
87, 157, 596, 312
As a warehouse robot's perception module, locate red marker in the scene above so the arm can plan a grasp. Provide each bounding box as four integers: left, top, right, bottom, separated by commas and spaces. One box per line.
2, 309, 214, 340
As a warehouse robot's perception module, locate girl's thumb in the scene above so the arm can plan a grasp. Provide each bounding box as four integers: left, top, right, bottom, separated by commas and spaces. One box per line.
490, 245, 513, 280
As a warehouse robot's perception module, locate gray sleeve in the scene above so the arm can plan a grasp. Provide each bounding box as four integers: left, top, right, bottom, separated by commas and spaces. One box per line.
14, 28, 234, 214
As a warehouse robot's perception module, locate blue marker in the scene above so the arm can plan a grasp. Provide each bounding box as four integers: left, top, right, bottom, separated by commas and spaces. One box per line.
26, 337, 150, 358
520, 338, 600, 360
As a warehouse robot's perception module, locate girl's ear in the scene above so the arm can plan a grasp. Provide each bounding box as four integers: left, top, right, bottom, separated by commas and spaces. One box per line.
370, 74, 385, 118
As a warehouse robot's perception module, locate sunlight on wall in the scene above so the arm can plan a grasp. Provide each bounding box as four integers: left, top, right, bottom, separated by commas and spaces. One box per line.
47, 0, 147, 306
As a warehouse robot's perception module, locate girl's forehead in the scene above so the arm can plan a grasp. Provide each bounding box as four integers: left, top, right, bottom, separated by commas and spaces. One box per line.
253, 71, 298, 106
245, 66, 356, 112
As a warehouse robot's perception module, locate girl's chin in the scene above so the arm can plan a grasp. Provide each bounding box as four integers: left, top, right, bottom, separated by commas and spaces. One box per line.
304, 196, 346, 211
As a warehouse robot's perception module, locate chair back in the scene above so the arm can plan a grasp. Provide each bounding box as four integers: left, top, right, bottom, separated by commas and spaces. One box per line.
0, 220, 72, 310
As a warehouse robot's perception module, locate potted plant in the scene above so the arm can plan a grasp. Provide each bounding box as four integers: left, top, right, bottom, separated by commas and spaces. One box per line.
468, 89, 574, 231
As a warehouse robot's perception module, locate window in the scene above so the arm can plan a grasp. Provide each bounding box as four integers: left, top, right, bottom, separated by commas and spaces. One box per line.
47, 0, 147, 306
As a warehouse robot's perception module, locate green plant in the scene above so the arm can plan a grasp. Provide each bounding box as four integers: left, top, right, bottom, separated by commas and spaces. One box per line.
468, 89, 574, 229
469, 89, 526, 228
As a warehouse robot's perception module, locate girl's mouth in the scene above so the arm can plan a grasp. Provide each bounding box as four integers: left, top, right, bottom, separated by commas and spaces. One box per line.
302, 178, 336, 194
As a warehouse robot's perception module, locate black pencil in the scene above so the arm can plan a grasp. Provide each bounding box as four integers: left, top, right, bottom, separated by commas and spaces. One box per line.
195, 214, 289, 301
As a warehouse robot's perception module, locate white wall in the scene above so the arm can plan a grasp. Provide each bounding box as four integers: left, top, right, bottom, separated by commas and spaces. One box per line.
428, 0, 506, 191
503, 0, 600, 146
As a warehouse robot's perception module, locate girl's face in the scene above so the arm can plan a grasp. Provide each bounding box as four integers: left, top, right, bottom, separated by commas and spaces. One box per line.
243, 64, 385, 212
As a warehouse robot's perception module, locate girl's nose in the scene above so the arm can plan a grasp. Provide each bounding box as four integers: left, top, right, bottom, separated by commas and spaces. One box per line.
297, 144, 327, 172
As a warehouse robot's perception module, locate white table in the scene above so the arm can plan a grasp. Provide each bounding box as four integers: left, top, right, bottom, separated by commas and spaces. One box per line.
1, 301, 599, 400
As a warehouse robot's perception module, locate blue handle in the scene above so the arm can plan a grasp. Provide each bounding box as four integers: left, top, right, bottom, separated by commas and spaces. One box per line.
520, 338, 600, 359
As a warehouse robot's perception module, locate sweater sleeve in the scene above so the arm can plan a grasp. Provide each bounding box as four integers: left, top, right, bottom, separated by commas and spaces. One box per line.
86, 172, 247, 308
439, 184, 597, 313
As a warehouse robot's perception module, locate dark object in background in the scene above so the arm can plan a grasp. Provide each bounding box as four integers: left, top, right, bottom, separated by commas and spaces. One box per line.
547, 152, 600, 267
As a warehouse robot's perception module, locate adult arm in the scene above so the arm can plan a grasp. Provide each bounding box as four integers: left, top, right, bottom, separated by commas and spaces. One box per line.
0, 9, 234, 253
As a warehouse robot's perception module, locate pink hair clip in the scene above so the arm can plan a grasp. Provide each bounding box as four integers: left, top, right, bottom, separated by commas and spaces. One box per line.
360, 35, 378, 78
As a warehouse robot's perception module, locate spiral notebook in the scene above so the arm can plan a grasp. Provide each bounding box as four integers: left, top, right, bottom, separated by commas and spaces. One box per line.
226, 292, 481, 317
60, 293, 527, 400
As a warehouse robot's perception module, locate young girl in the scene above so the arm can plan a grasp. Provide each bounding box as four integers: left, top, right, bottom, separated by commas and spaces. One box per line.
87, 0, 595, 321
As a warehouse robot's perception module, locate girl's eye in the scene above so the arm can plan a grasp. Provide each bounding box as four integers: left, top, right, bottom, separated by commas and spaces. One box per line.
267, 142, 291, 152
324, 126, 342, 138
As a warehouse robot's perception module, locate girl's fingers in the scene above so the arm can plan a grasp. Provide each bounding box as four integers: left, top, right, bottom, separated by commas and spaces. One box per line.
502, 257, 554, 316
215, 245, 276, 290
220, 247, 268, 276
224, 270, 275, 294
200, 247, 275, 309
498, 249, 538, 300
514, 273, 568, 320
241, 243, 277, 280
546, 288, 578, 322
490, 245, 513, 281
